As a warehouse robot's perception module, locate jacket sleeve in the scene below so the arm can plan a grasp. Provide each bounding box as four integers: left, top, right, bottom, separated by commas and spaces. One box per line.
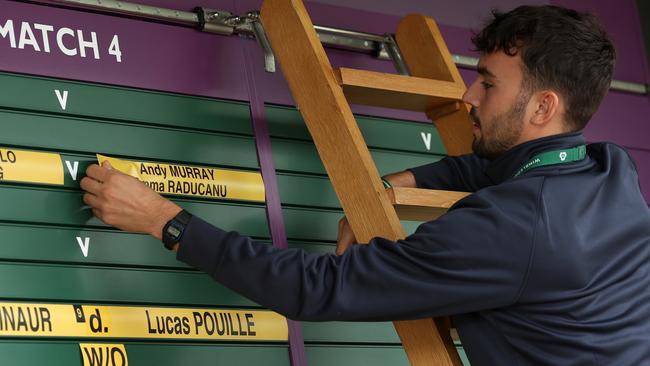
177, 191, 535, 322
408, 154, 491, 192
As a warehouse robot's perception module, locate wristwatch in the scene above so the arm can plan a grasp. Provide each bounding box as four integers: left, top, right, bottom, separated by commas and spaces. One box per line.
162, 210, 192, 250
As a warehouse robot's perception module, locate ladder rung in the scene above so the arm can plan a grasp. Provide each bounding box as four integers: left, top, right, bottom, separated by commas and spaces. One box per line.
335, 68, 465, 112
387, 187, 470, 221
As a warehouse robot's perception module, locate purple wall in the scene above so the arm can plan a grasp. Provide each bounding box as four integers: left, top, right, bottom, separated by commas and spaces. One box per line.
1, 0, 247, 100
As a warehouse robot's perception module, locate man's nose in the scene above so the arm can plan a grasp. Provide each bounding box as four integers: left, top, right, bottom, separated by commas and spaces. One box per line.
462, 80, 480, 107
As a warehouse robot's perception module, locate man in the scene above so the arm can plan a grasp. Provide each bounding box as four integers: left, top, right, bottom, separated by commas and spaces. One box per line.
81, 5, 650, 365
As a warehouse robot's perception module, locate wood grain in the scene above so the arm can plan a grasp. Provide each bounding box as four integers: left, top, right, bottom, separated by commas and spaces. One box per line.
396, 14, 474, 156
261, 1, 461, 364
335, 68, 465, 112
388, 187, 470, 221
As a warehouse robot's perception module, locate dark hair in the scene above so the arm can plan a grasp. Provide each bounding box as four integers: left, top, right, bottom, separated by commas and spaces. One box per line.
472, 5, 616, 131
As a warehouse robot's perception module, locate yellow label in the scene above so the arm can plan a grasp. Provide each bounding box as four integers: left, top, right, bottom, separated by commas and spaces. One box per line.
0, 302, 287, 341
80, 344, 128, 366
0, 148, 64, 185
97, 155, 265, 202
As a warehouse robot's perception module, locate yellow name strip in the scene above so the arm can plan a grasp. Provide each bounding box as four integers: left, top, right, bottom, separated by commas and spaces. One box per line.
97, 155, 265, 202
0, 148, 64, 185
80, 344, 128, 366
0, 302, 287, 341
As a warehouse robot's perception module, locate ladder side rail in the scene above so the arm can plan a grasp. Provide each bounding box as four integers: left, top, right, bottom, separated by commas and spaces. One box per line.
260, 1, 462, 365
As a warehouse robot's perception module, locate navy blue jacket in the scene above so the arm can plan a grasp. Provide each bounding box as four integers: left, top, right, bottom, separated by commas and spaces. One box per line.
178, 132, 650, 365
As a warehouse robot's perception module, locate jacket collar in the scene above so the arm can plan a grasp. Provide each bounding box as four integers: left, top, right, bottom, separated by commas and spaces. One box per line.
484, 132, 586, 184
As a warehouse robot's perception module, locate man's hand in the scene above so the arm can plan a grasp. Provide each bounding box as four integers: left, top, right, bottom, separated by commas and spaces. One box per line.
335, 171, 416, 255
382, 170, 417, 188
80, 162, 182, 240
336, 216, 357, 256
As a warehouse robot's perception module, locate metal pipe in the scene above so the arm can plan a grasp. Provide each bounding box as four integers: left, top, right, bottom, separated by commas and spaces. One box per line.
313, 25, 387, 43
383, 34, 410, 76
46, 0, 649, 96
610, 80, 648, 95
48, 0, 198, 26
452, 54, 479, 69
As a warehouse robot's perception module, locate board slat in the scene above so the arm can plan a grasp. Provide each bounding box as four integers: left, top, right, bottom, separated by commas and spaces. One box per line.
0, 111, 259, 169
265, 105, 447, 154
0, 72, 253, 135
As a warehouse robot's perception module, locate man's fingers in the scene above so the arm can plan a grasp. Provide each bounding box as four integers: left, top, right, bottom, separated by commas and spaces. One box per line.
86, 164, 110, 182
91, 208, 103, 221
80, 176, 102, 195
335, 242, 350, 256
336, 227, 357, 255
83, 192, 101, 209
336, 216, 357, 256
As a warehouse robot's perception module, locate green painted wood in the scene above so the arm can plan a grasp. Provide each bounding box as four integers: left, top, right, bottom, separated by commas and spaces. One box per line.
0, 341, 289, 365
265, 105, 447, 154
0, 223, 188, 268
306, 345, 410, 366
125, 343, 289, 365
0, 110, 259, 169
271, 138, 443, 176
0, 72, 254, 135
0, 225, 274, 269
0, 262, 255, 307
0, 186, 269, 238
302, 321, 400, 344
277, 173, 339, 209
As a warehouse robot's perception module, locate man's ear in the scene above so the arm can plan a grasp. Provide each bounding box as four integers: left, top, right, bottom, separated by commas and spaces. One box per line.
529, 90, 560, 127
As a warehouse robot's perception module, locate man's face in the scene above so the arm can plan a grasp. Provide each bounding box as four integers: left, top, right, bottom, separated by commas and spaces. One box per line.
463, 51, 531, 159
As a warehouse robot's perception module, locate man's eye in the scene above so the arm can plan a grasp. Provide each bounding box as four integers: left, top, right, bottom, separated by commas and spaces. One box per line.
481, 82, 493, 90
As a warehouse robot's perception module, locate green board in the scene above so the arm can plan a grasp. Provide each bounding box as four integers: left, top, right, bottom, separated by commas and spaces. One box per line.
0, 69, 469, 365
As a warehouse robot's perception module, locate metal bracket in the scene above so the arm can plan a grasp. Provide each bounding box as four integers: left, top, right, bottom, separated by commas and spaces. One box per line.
382, 34, 410, 76
194, 8, 276, 73
194, 7, 236, 35
242, 12, 276, 73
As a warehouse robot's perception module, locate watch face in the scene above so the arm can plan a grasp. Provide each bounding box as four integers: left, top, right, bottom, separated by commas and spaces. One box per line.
167, 223, 182, 239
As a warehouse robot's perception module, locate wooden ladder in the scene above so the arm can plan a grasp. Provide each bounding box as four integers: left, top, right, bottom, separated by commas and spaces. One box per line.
261, 0, 473, 364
